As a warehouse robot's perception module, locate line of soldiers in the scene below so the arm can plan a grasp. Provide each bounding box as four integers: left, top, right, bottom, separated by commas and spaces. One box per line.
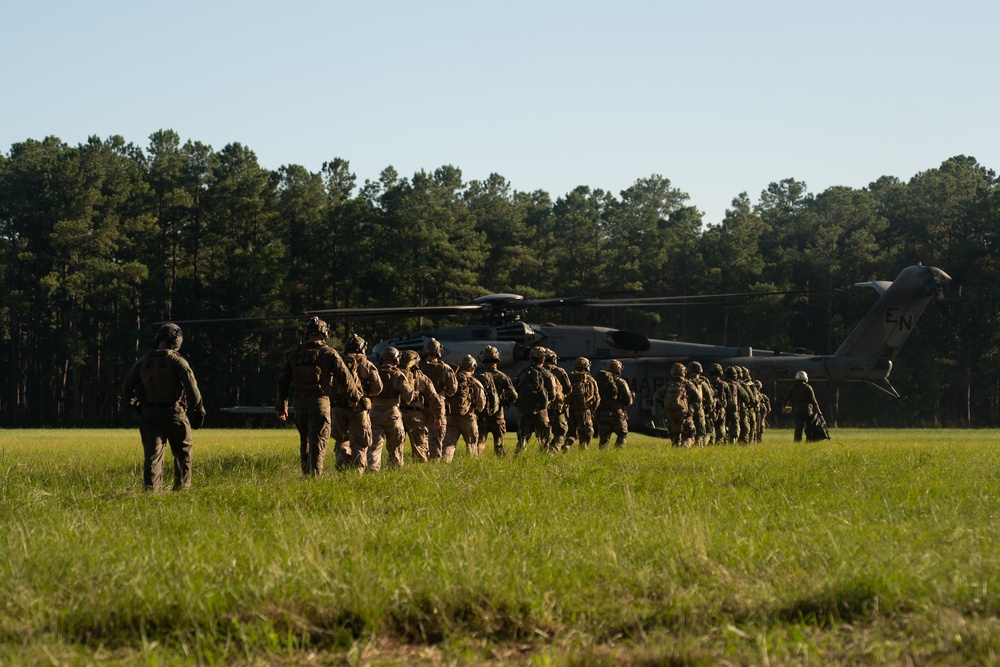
653, 361, 771, 447
274, 317, 644, 476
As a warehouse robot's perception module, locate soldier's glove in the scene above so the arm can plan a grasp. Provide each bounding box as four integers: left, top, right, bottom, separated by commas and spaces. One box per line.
189, 408, 206, 430
129, 397, 143, 417
782, 405, 792, 415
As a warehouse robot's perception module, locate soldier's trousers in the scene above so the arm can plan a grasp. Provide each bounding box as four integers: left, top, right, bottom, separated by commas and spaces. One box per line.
332, 406, 372, 470
515, 410, 550, 453
443, 413, 479, 462
427, 417, 448, 460
401, 407, 430, 462
139, 405, 193, 491
665, 409, 694, 447
477, 413, 507, 456
546, 408, 568, 451
596, 408, 628, 448
292, 395, 331, 476
370, 405, 406, 470
565, 409, 594, 449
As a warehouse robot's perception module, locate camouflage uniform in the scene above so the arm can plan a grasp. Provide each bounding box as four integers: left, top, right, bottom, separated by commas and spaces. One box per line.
276, 318, 360, 477
332, 335, 383, 471
687, 361, 714, 445
739, 367, 758, 444
707, 363, 732, 444
400, 350, 444, 463
122, 323, 205, 492
654, 362, 700, 447
544, 351, 572, 452
723, 366, 743, 443
475, 346, 517, 457
513, 348, 552, 454
755, 381, 771, 442
368, 348, 417, 470
442, 356, 487, 461
596, 360, 633, 449
420, 338, 458, 460
565, 358, 600, 451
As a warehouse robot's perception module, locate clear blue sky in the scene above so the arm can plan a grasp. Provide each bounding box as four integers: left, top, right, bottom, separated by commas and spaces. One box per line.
3, 0, 996, 224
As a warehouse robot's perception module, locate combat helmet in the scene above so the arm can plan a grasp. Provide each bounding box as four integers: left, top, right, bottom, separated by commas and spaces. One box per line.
423, 338, 443, 357
400, 350, 420, 369
304, 316, 329, 338
671, 362, 687, 377
545, 349, 558, 364
709, 362, 724, 376
574, 357, 591, 371
459, 355, 477, 372
380, 346, 401, 365
154, 323, 183, 350
687, 361, 702, 375
480, 345, 501, 363
529, 346, 547, 362
724, 366, 737, 378
345, 334, 367, 354
606, 359, 623, 374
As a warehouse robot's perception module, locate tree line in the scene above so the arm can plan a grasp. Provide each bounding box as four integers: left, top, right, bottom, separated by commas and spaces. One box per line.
1, 130, 997, 427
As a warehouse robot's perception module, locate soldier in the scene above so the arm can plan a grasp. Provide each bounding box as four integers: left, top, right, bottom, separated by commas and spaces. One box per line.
595, 359, 633, 449
399, 349, 444, 463
513, 346, 552, 454
707, 363, 732, 444
420, 338, 458, 460
741, 367, 759, 443
332, 334, 382, 471
686, 361, 714, 445
783, 370, 822, 442
369, 346, 417, 470
755, 380, 771, 442
565, 357, 600, 451
475, 345, 517, 457
654, 362, 700, 447
122, 323, 206, 492
723, 366, 743, 443
544, 349, 572, 452
442, 355, 487, 461
275, 317, 361, 477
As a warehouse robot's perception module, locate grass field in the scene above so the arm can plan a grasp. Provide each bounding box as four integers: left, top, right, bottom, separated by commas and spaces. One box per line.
1, 426, 998, 666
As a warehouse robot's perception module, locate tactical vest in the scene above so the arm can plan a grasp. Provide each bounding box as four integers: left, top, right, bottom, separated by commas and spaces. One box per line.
289, 344, 326, 395
140, 351, 183, 404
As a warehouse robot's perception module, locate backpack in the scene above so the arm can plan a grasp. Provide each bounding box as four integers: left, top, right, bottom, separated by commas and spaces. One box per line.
515, 366, 549, 414
452, 373, 474, 415
544, 368, 565, 410
662, 380, 689, 415
595, 370, 619, 404
568, 371, 594, 411
290, 345, 324, 394
477, 370, 502, 416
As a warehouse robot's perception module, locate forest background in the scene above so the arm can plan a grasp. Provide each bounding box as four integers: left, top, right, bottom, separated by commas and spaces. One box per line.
1, 131, 996, 428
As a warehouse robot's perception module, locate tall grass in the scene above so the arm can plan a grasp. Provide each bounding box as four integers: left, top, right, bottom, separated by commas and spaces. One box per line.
1, 428, 998, 664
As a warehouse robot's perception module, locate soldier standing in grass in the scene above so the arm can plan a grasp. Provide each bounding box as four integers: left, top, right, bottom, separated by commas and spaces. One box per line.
783, 370, 822, 442
369, 346, 417, 470
276, 317, 361, 477
420, 338, 458, 460
475, 345, 517, 457
122, 323, 206, 492
707, 363, 731, 444
565, 357, 600, 451
442, 355, 487, 461
332, 334, 382, 470
595, 359, 633, 449
513, 346, 552, 454
400, 349, 444, 462
543, 349, 572, 452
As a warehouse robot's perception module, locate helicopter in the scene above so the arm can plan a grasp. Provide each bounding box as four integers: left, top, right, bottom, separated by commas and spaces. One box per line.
221, 264, 950, 431
345, 265, 949, 426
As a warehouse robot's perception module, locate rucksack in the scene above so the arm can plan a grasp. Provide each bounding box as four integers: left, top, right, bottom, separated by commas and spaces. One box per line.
544, 368, 565, 410
595, 370, 619, 404
662, 380, 689, 415
453, 373, 474, 415
477, 369, 502, 416
515, 366, 549, 414
568, 371, 594, 411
